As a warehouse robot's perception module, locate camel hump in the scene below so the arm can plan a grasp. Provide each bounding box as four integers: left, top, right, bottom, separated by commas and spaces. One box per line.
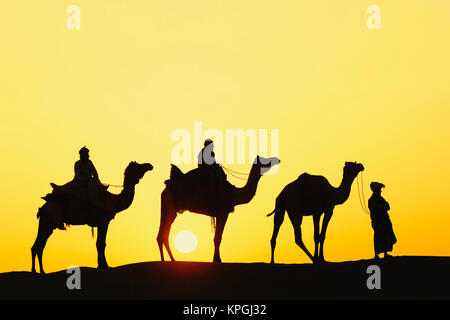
296, 172, 332, 191
297, 172, 314, 181
298, 172, 309, 179
297, 172, 326, 181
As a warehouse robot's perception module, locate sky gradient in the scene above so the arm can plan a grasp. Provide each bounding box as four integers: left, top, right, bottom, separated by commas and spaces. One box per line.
1, 1, 449, 272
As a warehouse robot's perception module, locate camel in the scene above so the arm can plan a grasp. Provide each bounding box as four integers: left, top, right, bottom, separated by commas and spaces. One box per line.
268, 161, 364, 264
31, 161, 153, 273
157, 156, 280, 263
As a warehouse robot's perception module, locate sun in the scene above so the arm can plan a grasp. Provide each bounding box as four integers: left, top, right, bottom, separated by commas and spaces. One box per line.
174, 230, 198, 253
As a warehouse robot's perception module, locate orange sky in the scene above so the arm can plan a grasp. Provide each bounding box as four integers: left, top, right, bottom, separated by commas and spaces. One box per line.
0, 1, 449, 273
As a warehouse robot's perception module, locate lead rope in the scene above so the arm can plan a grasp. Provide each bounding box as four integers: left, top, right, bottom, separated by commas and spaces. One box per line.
219, 164, 249, 180
357, 172, 370, 215
102, 183, 122, 188
360, 171, 370, 214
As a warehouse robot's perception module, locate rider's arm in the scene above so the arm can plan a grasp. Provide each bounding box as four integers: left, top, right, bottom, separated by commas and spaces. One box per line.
74, 160, 81, 178
89, 160, 99, 180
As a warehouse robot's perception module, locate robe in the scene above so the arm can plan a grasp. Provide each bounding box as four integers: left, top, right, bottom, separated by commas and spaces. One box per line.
368, 193, 397, 254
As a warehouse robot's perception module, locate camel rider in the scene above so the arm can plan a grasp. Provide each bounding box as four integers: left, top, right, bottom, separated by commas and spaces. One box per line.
197, 139, 226, 178
74, 146, 104, 212
198, 139, 216, 168
197, 139, 228, 197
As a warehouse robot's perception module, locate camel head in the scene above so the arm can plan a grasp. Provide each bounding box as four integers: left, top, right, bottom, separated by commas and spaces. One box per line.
344, 161, 364, 179
124, 161, 153, 187
254, 156, 281, 175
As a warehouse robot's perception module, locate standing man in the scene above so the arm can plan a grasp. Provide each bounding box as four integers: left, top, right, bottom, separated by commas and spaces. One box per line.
368, 182, 397, 259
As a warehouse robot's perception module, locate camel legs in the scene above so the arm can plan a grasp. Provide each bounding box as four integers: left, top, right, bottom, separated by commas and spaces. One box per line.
157, 195, 176, 262
96, 223, 110, 269
158, 212, 176, 262
287, 210, 314, 263
31, 215, 54, 274
317, 211, 333, 263
269, 208, 286, 263
213, 214, 228, 263
313, 214, 321, 262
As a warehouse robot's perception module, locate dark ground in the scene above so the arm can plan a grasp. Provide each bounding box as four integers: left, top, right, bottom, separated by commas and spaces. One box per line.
1, 256, 449, 300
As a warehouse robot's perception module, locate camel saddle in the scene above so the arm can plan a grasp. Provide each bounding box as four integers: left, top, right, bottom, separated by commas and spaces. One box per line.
49, 181, 108, 194
165, 164, 237, 213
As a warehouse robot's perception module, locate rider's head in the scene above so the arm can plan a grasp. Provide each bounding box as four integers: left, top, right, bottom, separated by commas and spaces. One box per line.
79, 146, 90, 160
204, 139, 213, 147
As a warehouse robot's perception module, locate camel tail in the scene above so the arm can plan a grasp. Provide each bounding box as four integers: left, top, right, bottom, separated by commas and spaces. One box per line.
267, 189, 287, 217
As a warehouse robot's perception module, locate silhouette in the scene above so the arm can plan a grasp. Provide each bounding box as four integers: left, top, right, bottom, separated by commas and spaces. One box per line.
50, 146, 106, 229
73, 146, 104, 208
197, 138, 216, 168
31, 161, 153, 273
268, 162, 364, 263
368, 182, 396, 259
74, 146, 100, 184
158, 156, 280, 262
196, 139, 229, 212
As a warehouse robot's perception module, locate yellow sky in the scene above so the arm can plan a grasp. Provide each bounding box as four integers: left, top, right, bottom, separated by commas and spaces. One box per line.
1, 1, 449, 272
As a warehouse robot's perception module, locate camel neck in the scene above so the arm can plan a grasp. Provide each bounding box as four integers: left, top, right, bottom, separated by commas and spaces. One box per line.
116, 183, 135, 212
234, 164, 261, 205
335, 172, 356, 205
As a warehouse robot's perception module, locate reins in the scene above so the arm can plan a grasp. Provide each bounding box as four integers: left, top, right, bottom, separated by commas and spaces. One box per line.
105, 184, 123, 188
219, 164, 249, 180
356, 171, 370, 215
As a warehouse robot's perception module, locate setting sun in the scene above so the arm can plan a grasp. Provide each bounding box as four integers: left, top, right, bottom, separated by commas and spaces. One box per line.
174, 231, 198, 254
